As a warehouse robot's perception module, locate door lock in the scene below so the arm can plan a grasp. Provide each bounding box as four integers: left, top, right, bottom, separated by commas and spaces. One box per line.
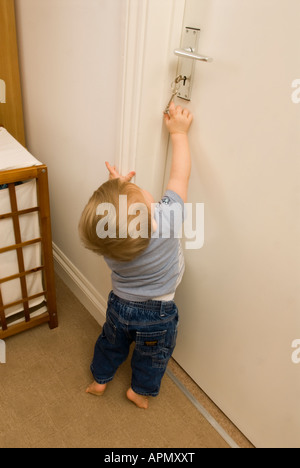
174, 27, 213, 101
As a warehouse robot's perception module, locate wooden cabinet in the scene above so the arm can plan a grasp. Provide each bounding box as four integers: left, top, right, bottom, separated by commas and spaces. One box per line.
0, 1, 58, 337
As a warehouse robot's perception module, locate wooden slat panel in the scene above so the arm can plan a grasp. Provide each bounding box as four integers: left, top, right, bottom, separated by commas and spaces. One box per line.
0, 291, 46, 312
36, 168, 58, 329
8, 183, 30, 322
0, 206, 39, 220
0, 313, 50, 340
0, 165, 58, 336
0, 166, 43, 185
0, 237, 42, 255
0, 265, 44, 285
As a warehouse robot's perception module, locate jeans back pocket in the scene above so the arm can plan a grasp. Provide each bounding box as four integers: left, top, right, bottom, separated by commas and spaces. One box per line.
135, 330, 167, 356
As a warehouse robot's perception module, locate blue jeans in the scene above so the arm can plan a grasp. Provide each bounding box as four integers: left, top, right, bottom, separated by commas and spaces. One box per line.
91, 291, 179, 397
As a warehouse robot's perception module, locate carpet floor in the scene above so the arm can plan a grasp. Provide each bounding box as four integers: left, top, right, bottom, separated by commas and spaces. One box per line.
0, 276, 241, 448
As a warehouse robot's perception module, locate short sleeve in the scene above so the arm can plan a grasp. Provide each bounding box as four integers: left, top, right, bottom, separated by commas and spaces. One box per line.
154, 190, 184, 238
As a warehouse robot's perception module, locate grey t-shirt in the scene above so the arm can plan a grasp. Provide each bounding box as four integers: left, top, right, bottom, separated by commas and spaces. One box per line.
104, 190, 185, 302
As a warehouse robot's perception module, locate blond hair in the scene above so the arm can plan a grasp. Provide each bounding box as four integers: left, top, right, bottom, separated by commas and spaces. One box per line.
78, 179, 152, 262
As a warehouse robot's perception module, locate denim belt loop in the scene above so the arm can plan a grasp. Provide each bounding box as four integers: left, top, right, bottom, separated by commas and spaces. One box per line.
160, 302, 166, 317
109, 291, 114, 303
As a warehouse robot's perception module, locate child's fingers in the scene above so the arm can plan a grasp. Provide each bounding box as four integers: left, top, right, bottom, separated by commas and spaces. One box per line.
105, 161, 119, 179
187, 112, 194, 123
105, 161, 114, 172
105, 162, 135, 182
123, 171, 136, 182
168, 101, 176, 115
164, 112, 170, 123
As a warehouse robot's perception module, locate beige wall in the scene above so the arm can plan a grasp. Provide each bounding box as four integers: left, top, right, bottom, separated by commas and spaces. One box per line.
15, 0, 126, 316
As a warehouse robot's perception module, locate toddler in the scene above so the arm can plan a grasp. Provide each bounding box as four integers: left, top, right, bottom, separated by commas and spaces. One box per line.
79, 102, 193, 409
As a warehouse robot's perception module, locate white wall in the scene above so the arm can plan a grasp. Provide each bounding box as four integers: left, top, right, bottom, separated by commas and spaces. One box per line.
15, 0, 126, 318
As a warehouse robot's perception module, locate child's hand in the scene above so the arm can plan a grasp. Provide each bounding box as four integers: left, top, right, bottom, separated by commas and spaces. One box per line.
164, 102, 193, 135
105, 162, 136, 182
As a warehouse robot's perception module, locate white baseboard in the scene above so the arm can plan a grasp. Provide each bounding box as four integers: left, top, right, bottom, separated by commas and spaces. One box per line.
52, 243, 106, 326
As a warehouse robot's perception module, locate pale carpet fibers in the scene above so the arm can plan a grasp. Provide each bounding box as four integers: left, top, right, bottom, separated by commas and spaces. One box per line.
0, 276, 232, 448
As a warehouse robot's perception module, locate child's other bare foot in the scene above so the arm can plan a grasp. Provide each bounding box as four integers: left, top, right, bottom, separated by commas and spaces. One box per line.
126, 388, 149, 409
86, 381, 107, 396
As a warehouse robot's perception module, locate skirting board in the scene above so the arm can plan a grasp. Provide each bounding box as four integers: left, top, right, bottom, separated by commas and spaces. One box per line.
52, 243, 107, 327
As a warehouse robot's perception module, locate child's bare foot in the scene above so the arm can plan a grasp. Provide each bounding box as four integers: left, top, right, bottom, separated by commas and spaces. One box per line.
86, 381, 107, 396
126, 388, 149, 409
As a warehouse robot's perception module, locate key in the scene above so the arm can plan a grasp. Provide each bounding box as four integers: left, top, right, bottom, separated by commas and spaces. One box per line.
164, 90, 178, 114
164, 75, 184, 114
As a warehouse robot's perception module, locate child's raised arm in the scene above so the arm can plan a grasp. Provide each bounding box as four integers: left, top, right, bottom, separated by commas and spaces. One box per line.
164, 102, 193, 202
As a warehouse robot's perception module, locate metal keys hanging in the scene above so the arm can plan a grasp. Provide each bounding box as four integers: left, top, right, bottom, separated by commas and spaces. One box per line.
164, 75, 187, 114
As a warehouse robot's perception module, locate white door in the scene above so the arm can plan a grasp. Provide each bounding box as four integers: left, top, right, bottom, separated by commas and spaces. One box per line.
164, 0, 300, 448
